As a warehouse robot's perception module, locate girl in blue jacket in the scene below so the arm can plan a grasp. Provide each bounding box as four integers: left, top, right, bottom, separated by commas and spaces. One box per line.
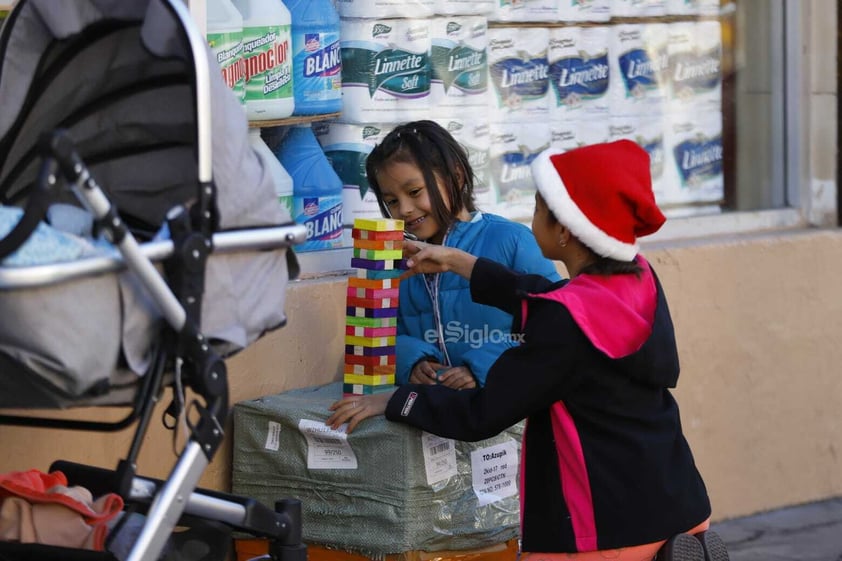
364, 120, 560, 389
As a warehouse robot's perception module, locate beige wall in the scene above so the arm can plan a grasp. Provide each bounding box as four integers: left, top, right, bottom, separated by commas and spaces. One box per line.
2, 228, 842, 523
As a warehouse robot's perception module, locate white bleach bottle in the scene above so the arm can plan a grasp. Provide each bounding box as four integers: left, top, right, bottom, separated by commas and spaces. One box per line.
206, 0, 245, 105
248, 128, 294, 219
232, 0, 295, 120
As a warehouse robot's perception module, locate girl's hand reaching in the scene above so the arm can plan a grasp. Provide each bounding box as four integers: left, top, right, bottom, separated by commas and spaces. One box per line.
402, 241, 478, 280
327, 390, 396, 434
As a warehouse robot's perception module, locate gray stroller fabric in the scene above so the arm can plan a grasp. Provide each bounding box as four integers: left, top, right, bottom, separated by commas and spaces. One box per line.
0, 0, 286, 234
233, 383, 522, 556
0, 0, 296, 407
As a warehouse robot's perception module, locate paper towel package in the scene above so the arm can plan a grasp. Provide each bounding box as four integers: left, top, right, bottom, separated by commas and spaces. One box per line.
232, 383, 522, 555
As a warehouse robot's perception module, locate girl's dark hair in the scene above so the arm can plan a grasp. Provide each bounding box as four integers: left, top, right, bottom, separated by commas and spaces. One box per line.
579, 257, 643, 277
365, 120, 476, 231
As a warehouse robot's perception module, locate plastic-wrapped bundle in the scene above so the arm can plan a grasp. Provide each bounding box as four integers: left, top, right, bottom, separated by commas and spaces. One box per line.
232, 382, 522, 556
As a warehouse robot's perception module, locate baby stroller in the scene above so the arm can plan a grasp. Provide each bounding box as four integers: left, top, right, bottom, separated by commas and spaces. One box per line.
0, 1, 307, 560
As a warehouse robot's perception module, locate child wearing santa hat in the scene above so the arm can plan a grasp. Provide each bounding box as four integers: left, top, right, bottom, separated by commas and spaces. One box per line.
327, 140, 728, 561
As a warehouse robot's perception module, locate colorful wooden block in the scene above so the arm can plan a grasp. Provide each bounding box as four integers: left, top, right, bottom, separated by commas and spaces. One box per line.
343, 363, 397, 376
346, 295, 397, 309
353, 248, 404, 261
345, 325, 398, 338
346, 306, 398, 318
345, 335, 396, 347
345, 316, 398, 328
344, 374, 395, 386
347, 286, 400, 299
345, 354, 396, 366
345, 345, 396, 357
348, 276, 400, 289
343, 382, 396, 396
353, 218, 404, 231
353, 238, 403, 251
351, 228, 404, 241
351, 257, 405, 271
354, 267, 404, 280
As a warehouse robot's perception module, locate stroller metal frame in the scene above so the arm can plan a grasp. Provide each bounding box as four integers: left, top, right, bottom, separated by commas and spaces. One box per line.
0, 1, 308, 560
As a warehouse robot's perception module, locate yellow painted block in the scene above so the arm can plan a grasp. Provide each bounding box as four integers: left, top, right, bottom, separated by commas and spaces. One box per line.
353, 217, 404, 232
344, 374, 396, 385
345, 335, 396, 347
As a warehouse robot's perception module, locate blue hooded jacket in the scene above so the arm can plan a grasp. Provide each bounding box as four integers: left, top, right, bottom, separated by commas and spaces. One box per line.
396, 212, 561, 386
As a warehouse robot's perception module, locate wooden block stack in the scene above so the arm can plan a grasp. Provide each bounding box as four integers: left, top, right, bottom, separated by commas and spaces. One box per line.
344, 218, 405, 396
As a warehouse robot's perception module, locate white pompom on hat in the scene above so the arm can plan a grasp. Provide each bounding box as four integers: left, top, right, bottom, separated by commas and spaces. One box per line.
531, 139, 666, 262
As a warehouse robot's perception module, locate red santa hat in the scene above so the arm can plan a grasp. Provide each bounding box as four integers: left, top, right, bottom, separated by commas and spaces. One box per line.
531, 139, 665, 262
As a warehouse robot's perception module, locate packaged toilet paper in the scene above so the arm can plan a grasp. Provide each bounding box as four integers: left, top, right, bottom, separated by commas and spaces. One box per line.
667, 20, 722, 115
486, 26, 550, 123
661, 110, 724, 205
549, 119, 611, 153
335, 0, 434, 18
487, 120, 550, 221
609, 23, 669, 117
548, 26, 611, 121
429, 16, 488, 118
435, 0, 494, 16
557, 0, 611, 22
340, 18, 431, 124
666, 0, 721, 16
489, 0, 558, 23
612, 0, 667, 18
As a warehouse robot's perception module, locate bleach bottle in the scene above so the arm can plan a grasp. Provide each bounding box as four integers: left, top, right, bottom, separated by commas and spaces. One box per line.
232, 0, 295, 120
275, 125, 343, 251
207, 0, 245, 104
248, 128, 293, 219
284, 0, 343, 115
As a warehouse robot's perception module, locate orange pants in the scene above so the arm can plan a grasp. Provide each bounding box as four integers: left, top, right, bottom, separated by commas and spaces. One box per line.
520, 518, 710, 561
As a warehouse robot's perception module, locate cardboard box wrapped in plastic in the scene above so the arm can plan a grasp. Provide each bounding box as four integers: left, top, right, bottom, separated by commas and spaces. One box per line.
232, 382, 522, 555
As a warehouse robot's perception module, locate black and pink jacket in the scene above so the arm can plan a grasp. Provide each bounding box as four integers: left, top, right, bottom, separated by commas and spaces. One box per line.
386, 256, 711, 553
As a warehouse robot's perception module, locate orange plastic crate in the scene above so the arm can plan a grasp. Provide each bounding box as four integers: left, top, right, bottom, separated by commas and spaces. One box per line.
235, 538, 519, 561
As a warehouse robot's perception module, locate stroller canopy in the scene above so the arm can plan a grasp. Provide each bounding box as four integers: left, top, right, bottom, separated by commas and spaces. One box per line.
0, 0, 284, 240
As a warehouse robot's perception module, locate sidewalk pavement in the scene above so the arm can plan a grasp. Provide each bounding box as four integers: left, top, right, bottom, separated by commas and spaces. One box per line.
710, 497, 842, 561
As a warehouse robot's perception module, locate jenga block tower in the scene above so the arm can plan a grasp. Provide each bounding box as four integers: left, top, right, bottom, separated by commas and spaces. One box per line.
344, 218, 405, 396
